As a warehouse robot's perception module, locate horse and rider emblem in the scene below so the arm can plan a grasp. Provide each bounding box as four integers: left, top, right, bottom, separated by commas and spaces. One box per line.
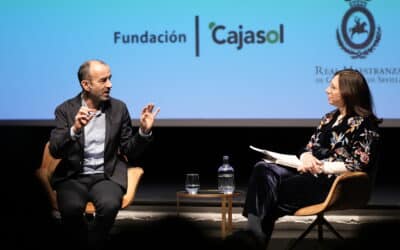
350, 16, 368, 39
337, 0, 381, 59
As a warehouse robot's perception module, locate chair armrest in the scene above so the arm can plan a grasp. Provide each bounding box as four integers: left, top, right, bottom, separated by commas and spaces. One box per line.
121, 167, 144, 208
36, 142, 61, 211
35, 168, 58, 211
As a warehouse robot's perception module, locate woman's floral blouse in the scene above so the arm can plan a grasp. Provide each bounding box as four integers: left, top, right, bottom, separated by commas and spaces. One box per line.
300, 110, 380, 172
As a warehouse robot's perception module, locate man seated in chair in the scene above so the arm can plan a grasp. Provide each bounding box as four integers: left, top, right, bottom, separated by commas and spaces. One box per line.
49, 59, 160, 250
242, 69, 381, 247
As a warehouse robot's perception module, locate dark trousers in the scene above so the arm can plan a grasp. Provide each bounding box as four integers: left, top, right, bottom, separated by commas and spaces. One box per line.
243, 161, 335, 243
55, 173, 124, 250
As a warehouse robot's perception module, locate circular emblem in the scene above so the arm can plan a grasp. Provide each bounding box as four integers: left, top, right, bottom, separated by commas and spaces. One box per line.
341, 6, 375, 50
336, 2, 381, 59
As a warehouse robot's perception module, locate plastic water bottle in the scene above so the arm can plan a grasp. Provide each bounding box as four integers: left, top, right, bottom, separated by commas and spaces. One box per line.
218, 155, 235, 194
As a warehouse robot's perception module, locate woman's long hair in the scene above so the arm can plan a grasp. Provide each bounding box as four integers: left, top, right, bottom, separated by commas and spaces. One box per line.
334, 69, 382, 124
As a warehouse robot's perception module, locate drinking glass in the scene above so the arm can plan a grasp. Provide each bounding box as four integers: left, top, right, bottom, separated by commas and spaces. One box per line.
185, 173, 200, 194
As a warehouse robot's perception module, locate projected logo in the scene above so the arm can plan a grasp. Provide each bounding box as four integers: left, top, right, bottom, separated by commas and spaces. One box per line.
336, 0, 381, 59
208, 22, 284, 50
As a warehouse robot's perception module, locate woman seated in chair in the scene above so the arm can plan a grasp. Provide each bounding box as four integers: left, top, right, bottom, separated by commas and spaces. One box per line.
242, 69, 381, 246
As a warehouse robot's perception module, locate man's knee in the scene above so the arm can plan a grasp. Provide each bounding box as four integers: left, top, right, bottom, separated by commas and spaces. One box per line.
59, 201, 86, 217
96, 197, 121, 215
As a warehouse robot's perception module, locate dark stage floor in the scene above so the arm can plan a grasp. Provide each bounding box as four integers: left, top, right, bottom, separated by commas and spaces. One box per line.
9, 182, 400, 250
109, 205, 400, 250
110, 183, 400, 249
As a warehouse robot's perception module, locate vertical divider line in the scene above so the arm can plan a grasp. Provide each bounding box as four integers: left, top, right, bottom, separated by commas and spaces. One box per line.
195, 15, 200, 57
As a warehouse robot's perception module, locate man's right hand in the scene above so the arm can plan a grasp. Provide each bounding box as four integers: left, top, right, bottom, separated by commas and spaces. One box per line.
73, 106, 97, 133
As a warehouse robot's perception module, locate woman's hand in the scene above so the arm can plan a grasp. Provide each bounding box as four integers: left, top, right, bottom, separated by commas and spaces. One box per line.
298, 152, 323, 175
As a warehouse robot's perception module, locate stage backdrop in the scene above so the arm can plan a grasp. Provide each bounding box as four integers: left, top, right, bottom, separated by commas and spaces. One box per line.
1, 0, 399, 125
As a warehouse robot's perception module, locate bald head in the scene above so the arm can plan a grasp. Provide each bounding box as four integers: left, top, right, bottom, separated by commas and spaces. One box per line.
77, 59, 108, 83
